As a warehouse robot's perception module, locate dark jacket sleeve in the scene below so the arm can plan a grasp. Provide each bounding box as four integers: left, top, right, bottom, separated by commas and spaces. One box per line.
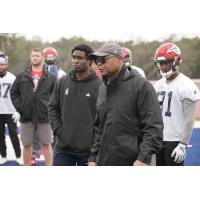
88, 83, 106, 163
48, 80, 62, 135
10, 74, 22, 113
137, 81, 163, 164
88, 110, 101, 162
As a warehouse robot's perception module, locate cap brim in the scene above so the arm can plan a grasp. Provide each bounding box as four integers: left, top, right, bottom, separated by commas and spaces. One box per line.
89, 52, 110, 58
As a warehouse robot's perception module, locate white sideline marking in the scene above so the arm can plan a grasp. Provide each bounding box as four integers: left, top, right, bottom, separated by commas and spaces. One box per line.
194, 121, 200, 128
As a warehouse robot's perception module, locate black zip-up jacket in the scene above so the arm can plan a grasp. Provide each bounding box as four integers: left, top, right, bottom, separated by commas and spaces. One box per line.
48, 70, 102, 157
89, 67, 163, 165
10, 66, 56, 123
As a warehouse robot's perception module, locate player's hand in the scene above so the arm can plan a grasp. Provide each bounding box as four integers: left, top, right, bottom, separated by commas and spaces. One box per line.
133, 160, 149, 166
171, 143, 186, 163
12, 112, 20, 123
88, 162, 97, 166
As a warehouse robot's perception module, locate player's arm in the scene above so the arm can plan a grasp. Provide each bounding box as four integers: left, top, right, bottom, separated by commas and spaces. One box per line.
171, 99, 197, 163
181, 98, 196, 145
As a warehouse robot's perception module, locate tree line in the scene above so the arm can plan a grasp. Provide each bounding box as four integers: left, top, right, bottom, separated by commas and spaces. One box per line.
1, 33, 200, 80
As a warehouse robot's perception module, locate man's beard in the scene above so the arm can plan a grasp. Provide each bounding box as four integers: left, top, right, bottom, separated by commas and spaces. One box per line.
32, 63, 41, 67
0, 69, 7, 77
32, 61, 43, 67
73, 65, 88, 73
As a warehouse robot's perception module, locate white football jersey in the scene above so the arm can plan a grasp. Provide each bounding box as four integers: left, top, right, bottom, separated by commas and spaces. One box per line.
131, 65, 146, 78
0, 72, 16, 114
154, 73, 200, 141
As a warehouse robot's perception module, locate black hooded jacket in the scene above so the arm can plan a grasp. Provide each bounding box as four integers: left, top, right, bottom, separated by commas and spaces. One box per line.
48, 70, 102, 157
89, 67, 163, 165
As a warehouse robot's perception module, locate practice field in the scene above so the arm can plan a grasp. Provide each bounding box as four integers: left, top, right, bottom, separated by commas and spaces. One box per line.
0, 123, 45, 166
1, 121, 200, 166
0, 136, 45, 166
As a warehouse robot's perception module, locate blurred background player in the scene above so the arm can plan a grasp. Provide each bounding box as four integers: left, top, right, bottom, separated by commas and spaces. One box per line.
0, 51, 22, 165
11, 48, 55, 166
89, 60, 102, 79
122, 47, 146, 78
154, 42, 200, 166
43, 47, 66, 79
30, 47, 66, 165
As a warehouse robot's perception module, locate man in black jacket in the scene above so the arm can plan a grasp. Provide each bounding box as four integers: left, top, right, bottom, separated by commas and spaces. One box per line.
48, 44, 102, 166
11, 48, 56, 166
88, 42, 163, 166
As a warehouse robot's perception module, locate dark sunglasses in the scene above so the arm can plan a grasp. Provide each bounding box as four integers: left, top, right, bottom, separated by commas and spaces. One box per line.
94, 55, 116, 65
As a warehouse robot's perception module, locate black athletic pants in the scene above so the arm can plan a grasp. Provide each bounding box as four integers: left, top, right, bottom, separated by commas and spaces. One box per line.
0, 114, 21, 158
156, 141, 184, 166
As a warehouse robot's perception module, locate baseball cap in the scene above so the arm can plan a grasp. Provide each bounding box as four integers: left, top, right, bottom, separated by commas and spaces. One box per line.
0, 57, 7, 64
89, 42, 123, 58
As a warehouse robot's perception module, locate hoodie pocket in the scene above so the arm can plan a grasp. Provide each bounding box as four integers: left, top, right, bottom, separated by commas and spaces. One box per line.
57, 124, 93, 152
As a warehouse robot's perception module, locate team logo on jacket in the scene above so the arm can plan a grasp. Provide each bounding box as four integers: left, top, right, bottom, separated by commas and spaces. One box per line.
86, 93, 91, 97
65, 88, 69, 96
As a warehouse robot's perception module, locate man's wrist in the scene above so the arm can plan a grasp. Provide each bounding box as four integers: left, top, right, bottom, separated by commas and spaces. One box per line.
179, 142, 187, 146
180, 142, 193, 149
137, 153, 152, 165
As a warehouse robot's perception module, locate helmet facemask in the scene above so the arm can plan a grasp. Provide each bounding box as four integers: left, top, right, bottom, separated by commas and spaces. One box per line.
43, 47, 58, 65
45, 56, 57, 65
155, 59, 179, 78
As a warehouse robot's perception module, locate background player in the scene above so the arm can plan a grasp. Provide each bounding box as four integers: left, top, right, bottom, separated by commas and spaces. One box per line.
154, 42, 200, 166
122, 47, 146, 78
0, 52, 22, 165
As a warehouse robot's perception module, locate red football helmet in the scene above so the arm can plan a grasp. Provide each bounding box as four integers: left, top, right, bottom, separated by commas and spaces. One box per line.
122, 47, 133, 66
154, 43, 182, 78
42, 47, 58, 65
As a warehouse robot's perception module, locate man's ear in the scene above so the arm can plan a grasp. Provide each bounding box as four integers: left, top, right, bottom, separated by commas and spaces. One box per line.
87, 59, 93, 67
118, 56, 125, 64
